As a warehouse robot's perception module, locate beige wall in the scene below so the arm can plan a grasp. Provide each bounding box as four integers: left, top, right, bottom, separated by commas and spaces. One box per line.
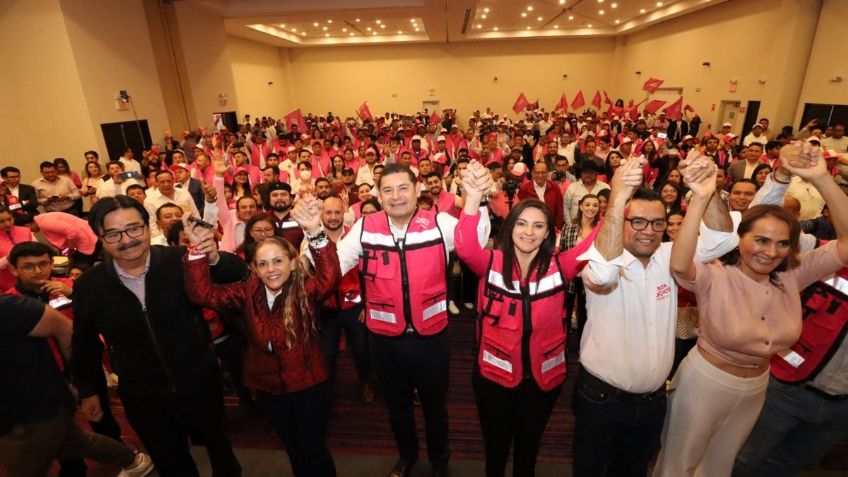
796, 0, 848, 126
615, 0, 820, 133
283, 37, 617, 122
0, 0, 99, 181
60, 0, 171, 162
173, 2, 240, 129
228, 35, 296, 119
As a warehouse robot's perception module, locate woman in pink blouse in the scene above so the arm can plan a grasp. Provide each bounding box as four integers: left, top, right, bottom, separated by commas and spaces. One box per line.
655, 145, 848, 476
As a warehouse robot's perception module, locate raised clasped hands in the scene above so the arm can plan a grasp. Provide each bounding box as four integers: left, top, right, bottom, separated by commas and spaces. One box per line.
779, 140, 827, 181
292, 193, 323, 235
612, 156, 646, 195
460, 160, 494, 200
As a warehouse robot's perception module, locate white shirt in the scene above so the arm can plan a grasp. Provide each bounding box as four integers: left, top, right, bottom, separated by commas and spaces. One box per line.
563, 181, 610, 225
821, 136, 848, 154
336, 210, 490, 276
787, 177, 825, 221
96, 178, 141, 199
143, 187, 200, 237
557, 140, 578, 165
355, 164, 376, 187
578, 220, 740, 393
742, 133, 767, 147
119, 157, 142, 174
533, 182, 547, 201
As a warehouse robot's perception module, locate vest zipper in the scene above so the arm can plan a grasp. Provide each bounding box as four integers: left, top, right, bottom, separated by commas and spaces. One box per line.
141, 305, 177, 393
398, 239, 414, 333
520, 284, 533, 380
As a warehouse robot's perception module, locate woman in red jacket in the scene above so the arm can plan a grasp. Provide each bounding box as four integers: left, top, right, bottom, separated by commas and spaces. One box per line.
183, 195, 341, 477
454, 161, 597, 477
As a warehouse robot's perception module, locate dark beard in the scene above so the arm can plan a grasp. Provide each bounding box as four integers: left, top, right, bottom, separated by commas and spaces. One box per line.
272, 203, 291, 213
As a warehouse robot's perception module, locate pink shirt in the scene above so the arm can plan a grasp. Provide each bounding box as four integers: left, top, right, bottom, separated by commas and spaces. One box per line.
676, 241, 846, 368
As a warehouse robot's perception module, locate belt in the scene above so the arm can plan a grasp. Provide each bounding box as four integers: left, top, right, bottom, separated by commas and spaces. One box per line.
578, 369, 667, 402
804, 384, 848, 402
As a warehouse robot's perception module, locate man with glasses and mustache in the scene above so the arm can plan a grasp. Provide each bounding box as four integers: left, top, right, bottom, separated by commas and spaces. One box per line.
572, 157, 740, 477
71, 195, 248, 477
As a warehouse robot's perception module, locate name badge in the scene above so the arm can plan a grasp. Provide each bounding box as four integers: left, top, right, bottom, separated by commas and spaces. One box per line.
49, 295, 72, 310
781, 350, 805, 368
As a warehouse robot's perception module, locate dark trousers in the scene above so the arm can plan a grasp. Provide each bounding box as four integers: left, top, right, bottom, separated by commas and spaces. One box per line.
214, 334, 252, 403
59, 377, 123, 477
256, 382, 336, 477
733, 377, 848, 477
119, 359, 241, 477
0, 409, 134, 477
320, 305, 371, 384
572, 369, 666, 477
565, 279, 587, 347
370, 331, 451, 468
472, 369, 562, 477
449, 255, 478, 307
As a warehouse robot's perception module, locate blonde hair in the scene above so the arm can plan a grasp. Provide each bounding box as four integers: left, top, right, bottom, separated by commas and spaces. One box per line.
253, 237, 316, 349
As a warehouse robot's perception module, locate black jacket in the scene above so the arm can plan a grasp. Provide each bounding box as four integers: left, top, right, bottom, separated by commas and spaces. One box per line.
71, 246, 248, 398
5, 184, 39, 225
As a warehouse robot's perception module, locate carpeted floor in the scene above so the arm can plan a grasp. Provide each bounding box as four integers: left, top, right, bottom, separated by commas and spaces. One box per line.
35, 312, 848, 476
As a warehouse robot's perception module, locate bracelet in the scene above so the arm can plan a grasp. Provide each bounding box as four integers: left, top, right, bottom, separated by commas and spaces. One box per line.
772, 172, 791, 185
307, 231, 330, 249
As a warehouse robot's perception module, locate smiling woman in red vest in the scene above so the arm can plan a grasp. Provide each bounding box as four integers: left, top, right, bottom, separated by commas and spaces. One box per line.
454, 161, 597, 477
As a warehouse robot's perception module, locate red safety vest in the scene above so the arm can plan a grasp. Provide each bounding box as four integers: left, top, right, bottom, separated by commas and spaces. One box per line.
359, 208, 448, 336
325, 226, 362, 311
771, 268, 848, 383
476, 253, 568, 391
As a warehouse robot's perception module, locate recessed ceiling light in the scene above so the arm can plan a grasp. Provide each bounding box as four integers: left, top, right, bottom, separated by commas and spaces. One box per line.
366, 26, 372, 31
598, 0, 603, 3
521, 12, 527, 17
526, 26, 531, 30
527, 5, 534, 11
415, 27, 420, 31
484, 7, 490, 13
397, 30, 403, 34
568, 15, 574, 20
372, 31, 377, 35
656, 1, 662, 5
493, 26, 499, 31
476, 23, 482, 28
611, 2, 618, 7
615, 19, 620, 24
342, 27, 347, 32
301, 32, 307, 36
554, 24, 559, 28
376, 19, 381, 24
640, 8, 646, 13
537, 16, 543, 21
313, 22, 319, 27
599, 9, 605, 14
481, 14, 487, 19
324, 33, 329, 37
587, 23, 593, 28
410, 18, 416, 22
559, 0, 565, 4
279, 23, 285, 28
380, 24, 386, 29
292, 27, 297, 32
322, 26, 328, 31
350, 32, 355, 36
355, 18, 360, 22
327, 19, 333, 23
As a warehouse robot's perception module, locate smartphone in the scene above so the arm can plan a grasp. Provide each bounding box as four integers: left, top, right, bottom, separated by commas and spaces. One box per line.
657, 132, 668, 139
187, 215, 214, 229
119, 171, 140, 180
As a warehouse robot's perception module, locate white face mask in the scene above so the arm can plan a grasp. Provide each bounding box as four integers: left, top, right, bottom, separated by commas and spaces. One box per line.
299, 170, 312, 181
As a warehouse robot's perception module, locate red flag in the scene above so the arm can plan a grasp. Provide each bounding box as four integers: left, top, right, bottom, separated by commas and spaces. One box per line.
554, 93, 568, 112
570, 90, 585, 110
358, 102, 373, 121
603, 90, 613, 105
512, 93, 529, 114
430, 111, 441, 125
642, 77, 664, 93
591, 90, 602, 109
628, 105, 639, 121
528, 100, 539, 110
664, 96, 684, 121
643, 99, 666, 114
284, 108, 307, 132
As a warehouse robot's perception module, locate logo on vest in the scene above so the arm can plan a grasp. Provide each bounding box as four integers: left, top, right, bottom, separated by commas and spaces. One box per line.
414, 216, 431, 228
656, 283, 671, 301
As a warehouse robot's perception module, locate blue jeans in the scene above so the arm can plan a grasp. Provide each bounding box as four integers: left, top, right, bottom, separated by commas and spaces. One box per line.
733, 377, 848, 477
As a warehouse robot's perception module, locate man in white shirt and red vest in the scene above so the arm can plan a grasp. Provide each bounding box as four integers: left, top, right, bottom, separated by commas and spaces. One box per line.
336, 163, 491, 477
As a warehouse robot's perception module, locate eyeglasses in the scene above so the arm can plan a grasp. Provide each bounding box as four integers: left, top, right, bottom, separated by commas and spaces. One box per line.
101, 224, 146, 244
251, 227, 275, 236
625, 217, 668, 232
19, 261, 52, 272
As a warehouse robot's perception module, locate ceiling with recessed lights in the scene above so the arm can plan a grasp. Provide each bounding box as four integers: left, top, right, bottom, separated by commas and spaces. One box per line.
179, 0, 729, 47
